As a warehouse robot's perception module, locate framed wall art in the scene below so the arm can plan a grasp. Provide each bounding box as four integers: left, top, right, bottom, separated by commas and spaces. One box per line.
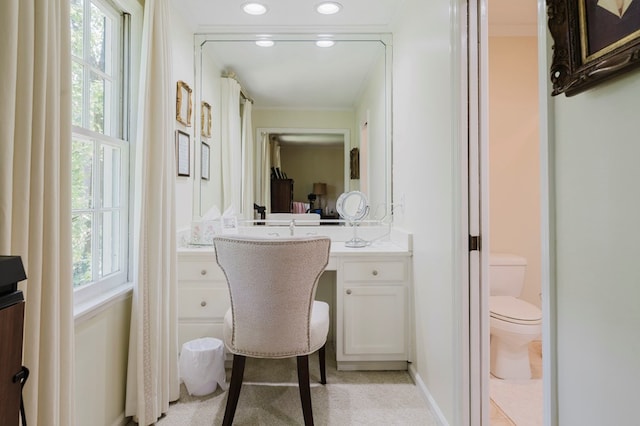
350, 147, 360, 180
548, 0, 640, 96
201, 101, 212, 138
176, 80, 193, 126
175, 130, 190, 177
201, 141, 210, 181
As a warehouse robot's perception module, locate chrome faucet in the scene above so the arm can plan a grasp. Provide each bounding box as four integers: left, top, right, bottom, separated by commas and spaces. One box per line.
289, 219, 296, 236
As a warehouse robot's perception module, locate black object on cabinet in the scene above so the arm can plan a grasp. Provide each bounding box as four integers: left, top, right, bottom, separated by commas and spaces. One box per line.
270, 179, 294, 213
0, 256, 27, 426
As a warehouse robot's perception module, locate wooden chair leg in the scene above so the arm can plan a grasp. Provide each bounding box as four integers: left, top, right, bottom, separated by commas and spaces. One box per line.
318, 344, 326, 385
297, 355, 314, 426
222, 355, 246, 426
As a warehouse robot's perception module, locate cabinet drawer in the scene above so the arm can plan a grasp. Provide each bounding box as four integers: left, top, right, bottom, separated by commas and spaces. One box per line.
343, 260, 406, 282
178, 288, 230, 319
178, 260, 225, 281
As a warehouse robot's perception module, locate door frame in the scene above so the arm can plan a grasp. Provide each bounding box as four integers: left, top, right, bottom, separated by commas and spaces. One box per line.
466, 0, 490, 424
466, 0, 557, 425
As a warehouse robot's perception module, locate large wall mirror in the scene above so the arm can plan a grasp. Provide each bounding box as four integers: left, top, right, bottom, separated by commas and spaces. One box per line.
192, 33, 392, 221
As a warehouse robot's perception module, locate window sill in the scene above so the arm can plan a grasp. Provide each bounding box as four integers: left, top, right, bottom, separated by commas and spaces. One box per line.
74, 282, 134, 325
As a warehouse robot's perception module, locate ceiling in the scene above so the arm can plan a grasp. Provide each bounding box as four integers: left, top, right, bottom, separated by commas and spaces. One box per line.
172, 0, 537, 111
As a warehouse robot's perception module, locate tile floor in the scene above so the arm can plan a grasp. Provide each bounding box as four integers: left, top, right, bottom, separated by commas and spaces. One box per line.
490, 340, 542, 425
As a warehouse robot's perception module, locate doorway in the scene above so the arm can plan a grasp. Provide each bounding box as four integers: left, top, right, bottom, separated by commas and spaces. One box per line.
469, 0, 549, 425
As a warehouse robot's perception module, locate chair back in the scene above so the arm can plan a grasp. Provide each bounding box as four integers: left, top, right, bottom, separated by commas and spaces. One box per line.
213, 235, 331, 357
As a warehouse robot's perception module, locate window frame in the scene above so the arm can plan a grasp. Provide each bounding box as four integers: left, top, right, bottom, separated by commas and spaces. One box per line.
71, 0, 133, 308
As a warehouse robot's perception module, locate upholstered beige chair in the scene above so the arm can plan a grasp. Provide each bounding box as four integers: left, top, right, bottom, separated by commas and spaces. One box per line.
213, 235, 331, 426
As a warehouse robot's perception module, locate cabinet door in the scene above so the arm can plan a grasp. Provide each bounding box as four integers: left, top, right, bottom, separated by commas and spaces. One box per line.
342, 286, 406, 355
0, 302, 24, 426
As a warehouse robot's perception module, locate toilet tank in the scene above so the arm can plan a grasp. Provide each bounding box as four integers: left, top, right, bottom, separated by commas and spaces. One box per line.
489, 253, 527, 296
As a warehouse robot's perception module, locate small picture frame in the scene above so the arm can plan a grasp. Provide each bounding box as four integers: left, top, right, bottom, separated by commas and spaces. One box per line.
548, 0, 640, 96
350, 147, 360, 179
176, 80, 193, 126
201, 101, 212, 138
175, 130, 190, 177
201, 141, 210, 181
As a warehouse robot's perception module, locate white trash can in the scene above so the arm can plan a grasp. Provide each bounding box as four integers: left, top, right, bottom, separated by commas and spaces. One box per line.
179, 337, 228, 396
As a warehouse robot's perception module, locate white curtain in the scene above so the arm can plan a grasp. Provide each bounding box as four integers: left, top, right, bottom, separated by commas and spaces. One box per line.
271, 138, 282, 169
124, 0, 179, 423
256, 132, 271, 211
0, 0, 75, 424
241, 100, 254, 219
220, 77, 242, 214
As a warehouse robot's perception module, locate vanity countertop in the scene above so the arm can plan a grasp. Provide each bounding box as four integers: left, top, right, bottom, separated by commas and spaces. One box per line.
179, 239, 410, 255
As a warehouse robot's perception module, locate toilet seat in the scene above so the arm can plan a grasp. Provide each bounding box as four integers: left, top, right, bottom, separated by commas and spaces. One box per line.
490, 296, 542, 325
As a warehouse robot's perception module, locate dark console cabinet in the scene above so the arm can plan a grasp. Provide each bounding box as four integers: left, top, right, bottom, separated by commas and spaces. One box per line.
0, 256, 27, 426
270, 179, 294, 213
0, 301, 25, 426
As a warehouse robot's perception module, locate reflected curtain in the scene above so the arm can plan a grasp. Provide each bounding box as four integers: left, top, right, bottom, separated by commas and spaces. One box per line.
0, 0, 75, 424
256, 132, 271, 211
124, 0, 179, 423
241, 100, 254, 219
271, 138, 282, 169
220, 77, 242, 214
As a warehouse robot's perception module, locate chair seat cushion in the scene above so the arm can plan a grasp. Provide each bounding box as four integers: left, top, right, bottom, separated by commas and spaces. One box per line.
223, 300, 329, 358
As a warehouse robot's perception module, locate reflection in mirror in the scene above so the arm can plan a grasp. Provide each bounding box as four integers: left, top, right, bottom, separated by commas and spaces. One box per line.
192, 34, 392, 223
336, 191, 370, 248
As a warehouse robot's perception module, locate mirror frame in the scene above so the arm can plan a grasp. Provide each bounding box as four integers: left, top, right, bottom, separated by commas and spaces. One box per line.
192, 33, 393, 221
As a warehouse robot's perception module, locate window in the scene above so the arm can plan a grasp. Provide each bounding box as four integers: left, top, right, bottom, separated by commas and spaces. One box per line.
71, 0, 130, 303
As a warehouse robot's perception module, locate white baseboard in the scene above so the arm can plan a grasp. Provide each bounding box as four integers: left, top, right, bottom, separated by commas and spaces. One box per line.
408, 363, 449, 426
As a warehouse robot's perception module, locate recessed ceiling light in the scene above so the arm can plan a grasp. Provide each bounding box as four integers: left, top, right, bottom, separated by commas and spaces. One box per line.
316, 40, 335, 48
256, 40, 275, 47
243, 2, 268, 15
316, 2, 342, 15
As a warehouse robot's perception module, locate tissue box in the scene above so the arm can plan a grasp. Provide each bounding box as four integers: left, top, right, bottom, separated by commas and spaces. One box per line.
190, 220, 218, 245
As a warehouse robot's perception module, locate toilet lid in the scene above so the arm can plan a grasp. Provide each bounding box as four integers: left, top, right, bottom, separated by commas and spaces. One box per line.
490, 296, 542, 324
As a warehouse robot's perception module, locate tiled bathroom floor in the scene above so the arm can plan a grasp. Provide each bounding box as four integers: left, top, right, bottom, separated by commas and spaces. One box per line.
490, 340, 542, 425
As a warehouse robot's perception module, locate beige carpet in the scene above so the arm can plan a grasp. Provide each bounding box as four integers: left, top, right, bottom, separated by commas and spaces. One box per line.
147, 347, 438, 425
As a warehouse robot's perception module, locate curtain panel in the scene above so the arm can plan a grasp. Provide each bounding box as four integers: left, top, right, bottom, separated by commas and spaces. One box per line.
124, 0, 179, 423
0, 0, 75, 424
241, 100, 254, 219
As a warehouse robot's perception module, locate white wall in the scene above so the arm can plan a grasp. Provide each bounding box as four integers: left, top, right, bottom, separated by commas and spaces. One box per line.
198, 49, 223, 218
172, 9, 196, 230
392, 0, 462, 423
489, 36, 541, 307
549, 52, 640, 424
252, 108, 355, 138
355, 50, 388, 217
75, 296, 132, 425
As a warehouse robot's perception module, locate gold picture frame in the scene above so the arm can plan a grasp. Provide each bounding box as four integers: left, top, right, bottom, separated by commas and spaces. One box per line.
201, 101, 212, 138
176, 80, 193, 126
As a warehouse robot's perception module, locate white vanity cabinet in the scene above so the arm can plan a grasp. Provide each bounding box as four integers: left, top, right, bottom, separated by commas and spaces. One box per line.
176, 232, 413, 370
177, 250, 229, 349
336, 255, 410, 370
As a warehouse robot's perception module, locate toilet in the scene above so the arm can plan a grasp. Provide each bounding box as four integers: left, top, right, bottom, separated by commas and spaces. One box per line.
489, 253, 542, 380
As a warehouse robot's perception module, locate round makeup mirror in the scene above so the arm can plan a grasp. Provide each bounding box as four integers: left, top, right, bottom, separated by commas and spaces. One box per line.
336, 191, 370, 248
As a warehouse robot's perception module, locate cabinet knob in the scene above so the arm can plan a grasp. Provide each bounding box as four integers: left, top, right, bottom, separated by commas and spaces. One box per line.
372, 270, 378, 276
200, 269, 207, 276
346, 289, 352, 295
200, 301, 207, 307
